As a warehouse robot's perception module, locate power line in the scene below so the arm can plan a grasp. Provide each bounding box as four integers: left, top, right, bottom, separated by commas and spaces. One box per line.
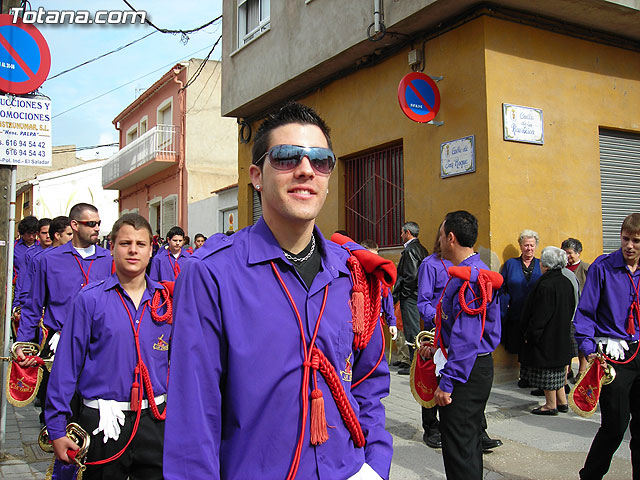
54, 143, 118, 154
121, 0, 222, 43
47, 31, 157, 82
182, 34, 222, 90
51, 41, 220, 119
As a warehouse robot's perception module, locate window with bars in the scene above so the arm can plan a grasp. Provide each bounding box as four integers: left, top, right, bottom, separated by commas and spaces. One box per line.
345, 143, 404, 248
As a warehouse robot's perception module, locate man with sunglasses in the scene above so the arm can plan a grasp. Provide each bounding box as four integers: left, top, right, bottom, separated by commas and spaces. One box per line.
164, 102, 393, 480
15, 203, 113, 424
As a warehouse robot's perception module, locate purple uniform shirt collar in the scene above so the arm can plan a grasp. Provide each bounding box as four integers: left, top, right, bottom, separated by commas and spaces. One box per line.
247, 218, 350, 278
59, 240, 109, 259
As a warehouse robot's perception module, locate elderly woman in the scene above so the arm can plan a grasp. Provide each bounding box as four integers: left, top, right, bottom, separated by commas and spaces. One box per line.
562, 237, 591, 378
519, 247, 577, 415
561, 238, 590, 293
499, 230, 542, 361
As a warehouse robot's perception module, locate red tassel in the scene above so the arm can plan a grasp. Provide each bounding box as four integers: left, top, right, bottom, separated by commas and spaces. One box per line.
130, 381, 139, 412
628, 313, 636, 335
350, 290, 365, 335
131, 366, 140, 412
310, 389, 328, 445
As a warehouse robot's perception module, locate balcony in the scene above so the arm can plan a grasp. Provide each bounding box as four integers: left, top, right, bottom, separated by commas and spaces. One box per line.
102, 124, 179, 190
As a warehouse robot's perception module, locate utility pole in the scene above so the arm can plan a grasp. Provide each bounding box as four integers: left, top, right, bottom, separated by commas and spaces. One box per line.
0, 0, 31, 455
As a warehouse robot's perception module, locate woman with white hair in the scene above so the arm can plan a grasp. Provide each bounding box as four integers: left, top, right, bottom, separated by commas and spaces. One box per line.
518, 247, 577, 415
499, 230, 542, 364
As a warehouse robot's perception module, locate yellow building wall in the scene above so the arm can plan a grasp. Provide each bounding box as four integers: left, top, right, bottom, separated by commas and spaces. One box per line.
238, 18, 493, 264
485, 16, 640, 265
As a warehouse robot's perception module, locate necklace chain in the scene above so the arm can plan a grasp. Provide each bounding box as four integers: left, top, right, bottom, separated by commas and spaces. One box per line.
284, 235, 316, 263
461, 251, 476, 262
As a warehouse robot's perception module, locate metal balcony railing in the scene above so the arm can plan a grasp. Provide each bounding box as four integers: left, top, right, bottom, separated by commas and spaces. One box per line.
102, 124, 179, 187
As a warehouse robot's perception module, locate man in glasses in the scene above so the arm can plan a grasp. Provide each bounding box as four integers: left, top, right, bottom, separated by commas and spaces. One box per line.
164, 102, 393, 480
15, 203, 113, 424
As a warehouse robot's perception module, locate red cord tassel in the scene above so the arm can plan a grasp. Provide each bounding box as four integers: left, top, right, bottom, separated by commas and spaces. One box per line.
130, 367, 140, 412
310, 389, 329, 445
628, 313, 636, 335
350, 290, 365, 335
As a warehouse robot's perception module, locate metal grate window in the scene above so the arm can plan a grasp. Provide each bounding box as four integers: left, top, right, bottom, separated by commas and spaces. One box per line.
600, 129, 640, 253
252, 187, 262, 224
345, 143, 404, 247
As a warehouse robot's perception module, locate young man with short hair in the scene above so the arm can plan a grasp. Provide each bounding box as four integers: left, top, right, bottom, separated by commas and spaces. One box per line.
149, 226, 188, 281
575, 213, 640, 479
428, 211, 501, 479
164, 102, 393, 479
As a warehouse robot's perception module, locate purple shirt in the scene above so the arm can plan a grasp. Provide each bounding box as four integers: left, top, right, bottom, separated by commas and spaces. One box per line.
381, 286, 396, 327
17, 242, 113, 342
13, 244, 48, 310
45, 274, 171, 441
438, 254, 501, 394
163, 219, 392, 480
149, 249, 188, 282
574, 248, 640, 355
417, 253, 453, 329
13, 238, 38, 282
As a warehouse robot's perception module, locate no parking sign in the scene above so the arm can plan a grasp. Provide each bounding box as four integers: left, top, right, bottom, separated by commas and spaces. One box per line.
0, 14, 50, 95
398, 72, 440, 123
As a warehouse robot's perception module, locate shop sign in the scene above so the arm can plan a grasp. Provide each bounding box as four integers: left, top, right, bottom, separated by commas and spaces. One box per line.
0, 94, 51, 166
441, 135, 475, 178
503, 103, 544, 145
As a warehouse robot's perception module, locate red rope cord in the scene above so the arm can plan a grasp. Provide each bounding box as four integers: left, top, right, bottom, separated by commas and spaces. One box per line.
270, 262, 327, 480
87, 288, 165, 466
351, 316, 386, 389
313, 347, 365, 447
150, 285, 172, 323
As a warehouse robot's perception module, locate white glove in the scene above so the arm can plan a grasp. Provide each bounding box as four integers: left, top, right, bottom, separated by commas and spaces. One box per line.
48, 332, 60, 354
92, 399, 125, 443
346, 463, 384, 480
433, 348, 448, 377
389, 326, 398, 341
603, 338, 629, 360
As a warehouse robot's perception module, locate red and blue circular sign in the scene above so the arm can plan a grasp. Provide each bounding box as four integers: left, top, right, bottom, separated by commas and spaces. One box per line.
0, 14, 51, 95
398, 72, 440, 123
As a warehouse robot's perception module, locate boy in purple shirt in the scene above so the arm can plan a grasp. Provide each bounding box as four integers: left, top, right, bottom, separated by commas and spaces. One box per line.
45, 213, 170, 479
164, 102, 392, 480
575, 213, 640, 480
149, 226, 188, 281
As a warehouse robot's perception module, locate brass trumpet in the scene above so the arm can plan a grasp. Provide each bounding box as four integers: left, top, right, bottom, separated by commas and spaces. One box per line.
0, 342, 54, 370
598, 355, 616, 386
414, 329, 435, 349
39, 423, 91, 474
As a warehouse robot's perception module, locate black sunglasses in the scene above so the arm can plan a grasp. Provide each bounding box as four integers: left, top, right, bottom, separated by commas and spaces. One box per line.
76, 220, 101, 228
256, 144, 336, 175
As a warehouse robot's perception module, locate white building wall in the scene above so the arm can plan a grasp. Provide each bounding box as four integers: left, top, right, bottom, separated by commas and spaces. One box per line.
187, 186, 238, 238
31, 160, 119, 238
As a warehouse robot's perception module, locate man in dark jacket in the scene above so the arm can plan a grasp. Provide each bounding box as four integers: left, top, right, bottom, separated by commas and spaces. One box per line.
393, 221, 429, 374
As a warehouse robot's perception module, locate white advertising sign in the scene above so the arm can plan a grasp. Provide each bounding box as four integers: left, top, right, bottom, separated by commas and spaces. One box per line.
503, 103, 544, 145
0, 94, 52, 166
441, 135, 475, 178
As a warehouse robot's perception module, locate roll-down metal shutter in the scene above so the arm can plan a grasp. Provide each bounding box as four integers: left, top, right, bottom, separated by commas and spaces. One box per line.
600, 129, 640, 253
252, 187, 262, 224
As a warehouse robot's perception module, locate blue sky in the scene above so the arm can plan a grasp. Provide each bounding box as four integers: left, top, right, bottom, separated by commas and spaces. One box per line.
29, 1, 223, 159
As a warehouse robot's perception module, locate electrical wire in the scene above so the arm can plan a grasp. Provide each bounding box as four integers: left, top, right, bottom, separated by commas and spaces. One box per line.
51, 41, 220, 119
182, 34, 222, 90
121, 0, 222, 43
46, 32, 157, 82
53, 143, 118, 154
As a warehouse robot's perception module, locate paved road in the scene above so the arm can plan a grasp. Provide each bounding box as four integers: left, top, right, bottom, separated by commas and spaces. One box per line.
0, 363, 633, 479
